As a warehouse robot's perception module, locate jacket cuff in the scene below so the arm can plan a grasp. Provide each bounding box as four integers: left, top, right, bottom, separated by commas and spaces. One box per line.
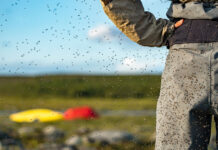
165, 22, 175, 48
101, 0, 113, 5
167, 22, 175, 36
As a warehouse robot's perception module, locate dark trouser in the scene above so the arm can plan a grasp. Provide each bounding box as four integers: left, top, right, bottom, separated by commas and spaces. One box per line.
155, 43, 218, 150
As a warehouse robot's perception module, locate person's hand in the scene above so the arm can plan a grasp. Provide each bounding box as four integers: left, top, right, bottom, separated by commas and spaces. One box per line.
175, 19, 184, 28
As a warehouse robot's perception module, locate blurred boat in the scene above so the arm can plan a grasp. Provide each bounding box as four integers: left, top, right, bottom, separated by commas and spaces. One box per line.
9, 109, 63, 123
64, 106, 98, 120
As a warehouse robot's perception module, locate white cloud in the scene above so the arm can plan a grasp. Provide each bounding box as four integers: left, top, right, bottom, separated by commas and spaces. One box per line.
88, 24, 121, 42
116, 57, 164, 74
116, 58, 146, 73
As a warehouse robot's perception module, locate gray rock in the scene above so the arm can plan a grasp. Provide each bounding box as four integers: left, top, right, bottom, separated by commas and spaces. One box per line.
76, 127, 90, 135
81, 136, 92, 145
88, 130, 136, 144
43, 126, 64, 142
18, 127, 35, 137
65, 136, 82, 146
0, 131, 25, 150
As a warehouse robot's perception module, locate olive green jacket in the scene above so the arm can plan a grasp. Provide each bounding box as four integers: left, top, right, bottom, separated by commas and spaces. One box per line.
101, 0, 218, 47
100, 0, 175, 47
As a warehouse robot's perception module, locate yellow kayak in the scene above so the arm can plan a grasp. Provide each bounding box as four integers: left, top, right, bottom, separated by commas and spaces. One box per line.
9, 109, 64, 123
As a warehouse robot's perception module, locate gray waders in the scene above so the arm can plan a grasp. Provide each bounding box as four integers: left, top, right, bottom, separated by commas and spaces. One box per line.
156, 43, 218, 150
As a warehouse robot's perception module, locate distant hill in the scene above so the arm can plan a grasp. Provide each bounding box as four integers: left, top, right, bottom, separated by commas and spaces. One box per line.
0, 75, 161, 99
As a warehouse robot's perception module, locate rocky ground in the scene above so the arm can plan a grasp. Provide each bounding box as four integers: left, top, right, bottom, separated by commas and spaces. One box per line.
0, 125, 217, 150
0, 125, 155, 150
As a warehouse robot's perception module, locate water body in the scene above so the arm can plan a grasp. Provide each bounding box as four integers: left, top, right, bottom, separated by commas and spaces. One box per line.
99, 110, 156, 117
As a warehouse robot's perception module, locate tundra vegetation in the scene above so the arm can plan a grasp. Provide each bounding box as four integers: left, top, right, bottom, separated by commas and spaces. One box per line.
0, 75, 215, 150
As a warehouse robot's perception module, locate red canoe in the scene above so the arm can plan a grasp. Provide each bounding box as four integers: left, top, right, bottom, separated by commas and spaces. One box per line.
63, 106, 99, 120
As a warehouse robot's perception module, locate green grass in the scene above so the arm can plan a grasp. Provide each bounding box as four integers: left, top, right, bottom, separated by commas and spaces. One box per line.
0, 75, 161, 99
0, 97, 157, 111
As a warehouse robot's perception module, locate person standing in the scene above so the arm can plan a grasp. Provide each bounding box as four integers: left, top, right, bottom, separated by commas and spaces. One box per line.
100, 0, 218, 149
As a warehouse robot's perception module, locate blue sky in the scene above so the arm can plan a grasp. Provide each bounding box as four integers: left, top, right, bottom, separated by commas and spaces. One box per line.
0, 0, 171, 76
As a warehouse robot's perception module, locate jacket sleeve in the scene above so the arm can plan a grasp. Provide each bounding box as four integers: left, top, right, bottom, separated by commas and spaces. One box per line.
100, 0, 175, 47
